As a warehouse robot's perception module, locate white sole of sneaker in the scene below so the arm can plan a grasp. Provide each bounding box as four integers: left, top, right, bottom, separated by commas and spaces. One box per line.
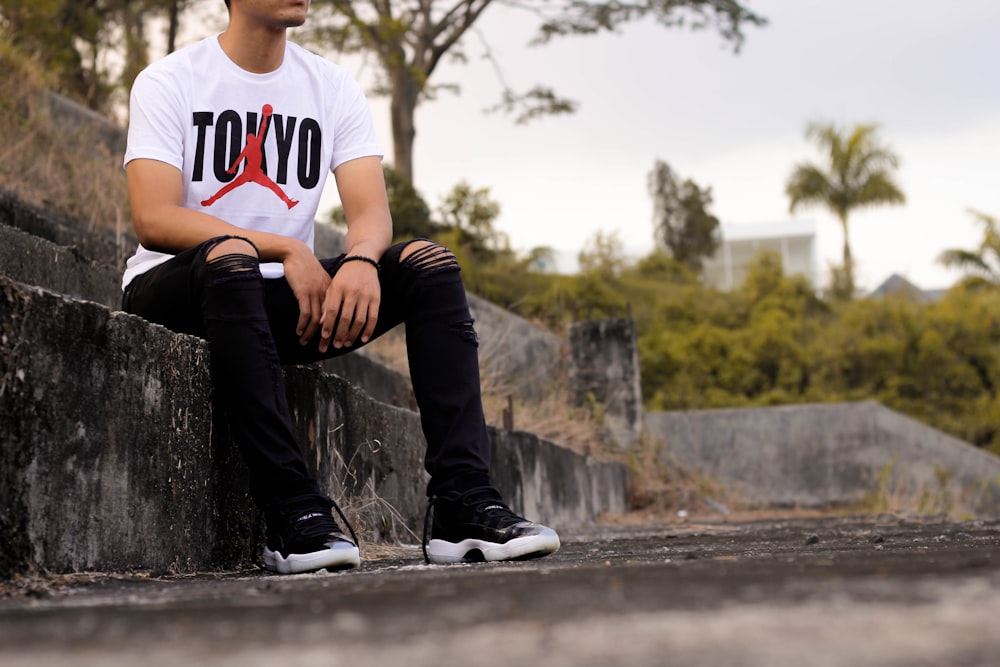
426, 529, 560, 565
263, 542, 360, 574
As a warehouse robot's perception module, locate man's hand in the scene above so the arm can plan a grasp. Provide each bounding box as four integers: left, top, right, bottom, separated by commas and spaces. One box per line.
319, 259, 381, 352
281, 242, 333, 346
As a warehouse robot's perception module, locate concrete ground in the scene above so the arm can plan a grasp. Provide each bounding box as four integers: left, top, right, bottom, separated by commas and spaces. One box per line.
1, 513, 999, 667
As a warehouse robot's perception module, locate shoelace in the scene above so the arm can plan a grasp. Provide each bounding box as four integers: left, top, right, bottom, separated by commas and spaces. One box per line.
421, 498, 436, 564
283, 494, 360, 549
332, 498, 360, 547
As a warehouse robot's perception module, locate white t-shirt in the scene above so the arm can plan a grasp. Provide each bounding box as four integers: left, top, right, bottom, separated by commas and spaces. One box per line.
122, 35, 383, 289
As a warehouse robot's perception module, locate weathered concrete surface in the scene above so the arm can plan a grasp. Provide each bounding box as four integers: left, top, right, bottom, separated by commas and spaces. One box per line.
321, 350, 416, 410
0, 277, 254, 577
47, 92, 127, 156
1, 515, 998, 667
1, 277, 627, 577
0, 222, 122, 309
468, 293, 564, 400
568, 318, 643, 448
646, 402, 1000, 515
0, 188, 133, 271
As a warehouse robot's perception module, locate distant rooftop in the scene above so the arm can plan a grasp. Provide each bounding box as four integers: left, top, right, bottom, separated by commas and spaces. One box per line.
868, 273, 948, 302
718, 220, 817, 242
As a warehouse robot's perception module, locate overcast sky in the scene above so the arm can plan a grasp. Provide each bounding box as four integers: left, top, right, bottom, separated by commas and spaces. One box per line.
196, 0, 1000, 291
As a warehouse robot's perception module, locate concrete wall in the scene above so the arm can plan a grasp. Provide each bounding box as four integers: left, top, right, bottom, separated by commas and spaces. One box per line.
645, 402, 1000, 516
47, 92, 127, 156
0, 273, 626, 577
468, 294, 564, 401
568, 319, 643, 448
1, 278, 237, 576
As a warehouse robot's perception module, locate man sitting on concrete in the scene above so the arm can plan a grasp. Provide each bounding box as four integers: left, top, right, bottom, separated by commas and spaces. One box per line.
120, 0, 559, 573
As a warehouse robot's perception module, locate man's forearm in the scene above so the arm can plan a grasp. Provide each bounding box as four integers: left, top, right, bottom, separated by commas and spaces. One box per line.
343, 210, 393, 262
127, 159, 307, 263
133, 203, 306, 262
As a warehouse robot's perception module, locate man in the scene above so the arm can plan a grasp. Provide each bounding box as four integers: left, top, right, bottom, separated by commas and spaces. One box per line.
121, 0, 559, 573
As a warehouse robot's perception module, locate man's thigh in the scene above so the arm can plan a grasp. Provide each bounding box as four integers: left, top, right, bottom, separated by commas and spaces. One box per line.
122, 245, 207, 337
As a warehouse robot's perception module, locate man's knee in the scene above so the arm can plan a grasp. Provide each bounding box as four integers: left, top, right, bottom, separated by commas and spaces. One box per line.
205, 236, 259, 263
201, 236, 261, 283
399, 239, 460, 275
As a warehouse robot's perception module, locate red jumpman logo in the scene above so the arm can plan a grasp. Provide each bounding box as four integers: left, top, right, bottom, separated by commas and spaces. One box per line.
201, 104, 299, 210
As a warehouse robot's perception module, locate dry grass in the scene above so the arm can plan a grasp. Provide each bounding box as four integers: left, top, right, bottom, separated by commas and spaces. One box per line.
855, 458, 983, 520
623, 435, 742, 518
0, 42, 130, 231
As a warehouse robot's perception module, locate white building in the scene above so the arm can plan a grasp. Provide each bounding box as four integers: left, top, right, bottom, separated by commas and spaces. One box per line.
702, 220, 818, 291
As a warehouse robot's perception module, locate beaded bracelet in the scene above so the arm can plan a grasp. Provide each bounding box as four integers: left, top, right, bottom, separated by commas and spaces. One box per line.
339, 255, 381, 272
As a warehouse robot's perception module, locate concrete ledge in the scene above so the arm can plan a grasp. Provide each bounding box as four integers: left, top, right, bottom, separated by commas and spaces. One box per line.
1, 277, 627, 577
645, 402, 1000, 515
321, 352, 415, 410
0, 188, 132, 270
0, 222, 122, 310
0, 278, 241, 577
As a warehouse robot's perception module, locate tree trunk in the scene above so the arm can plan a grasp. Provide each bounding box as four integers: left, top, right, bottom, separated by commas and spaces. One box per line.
390, 70, 420, 183
167, 0, 181, 54
840, 214, 855, 297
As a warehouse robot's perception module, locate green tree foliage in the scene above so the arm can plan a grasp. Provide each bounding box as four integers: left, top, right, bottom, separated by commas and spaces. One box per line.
937, 209, 1000, 289
437, 181, 504, 252
330, 165, 443, 241
648, 159, 721, 271
813, 288, 1000, 451
306, 0, 766, 181
328, 168, 556, 310
786, 122, 906, 299
630, 248, 1000, 453
1, 0, 112, 110
0, 0, 192, 114
383, 164, 440, 240
434, 180, 558, 309
639, 250, 826, 409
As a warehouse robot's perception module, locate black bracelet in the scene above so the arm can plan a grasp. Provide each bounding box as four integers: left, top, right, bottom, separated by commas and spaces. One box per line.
340, 254, 381, 272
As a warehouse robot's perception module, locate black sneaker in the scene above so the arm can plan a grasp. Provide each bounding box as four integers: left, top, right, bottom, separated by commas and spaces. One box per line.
263, 494, 360, 574
423, 486, 560, 564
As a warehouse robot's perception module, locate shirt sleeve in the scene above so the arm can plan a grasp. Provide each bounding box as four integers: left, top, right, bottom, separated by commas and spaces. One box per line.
124, 67, 188, 170
329, 73, 384, 172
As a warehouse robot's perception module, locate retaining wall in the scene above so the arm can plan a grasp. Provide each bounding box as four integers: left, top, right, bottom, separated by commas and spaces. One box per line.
646, 402, 1000, 516
1, 95, 616, 578
0, 276, 627, 577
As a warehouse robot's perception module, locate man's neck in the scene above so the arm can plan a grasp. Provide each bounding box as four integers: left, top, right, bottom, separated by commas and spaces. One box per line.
218, 24, 287, 74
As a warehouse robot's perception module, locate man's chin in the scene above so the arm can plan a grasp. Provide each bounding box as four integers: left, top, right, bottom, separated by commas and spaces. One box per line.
280, 6, 309, 28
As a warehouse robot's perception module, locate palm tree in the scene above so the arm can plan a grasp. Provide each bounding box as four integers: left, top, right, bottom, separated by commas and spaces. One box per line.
938, 209, 1000, 288
786, 122, 906, 298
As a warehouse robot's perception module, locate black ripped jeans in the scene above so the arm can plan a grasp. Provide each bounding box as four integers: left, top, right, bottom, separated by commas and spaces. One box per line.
122, 236, 491, 507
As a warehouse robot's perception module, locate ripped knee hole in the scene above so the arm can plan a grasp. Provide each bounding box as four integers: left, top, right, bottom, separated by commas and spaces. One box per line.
401, 242, 460, 275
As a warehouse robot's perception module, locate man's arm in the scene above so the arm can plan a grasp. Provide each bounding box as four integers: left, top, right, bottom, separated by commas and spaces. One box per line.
126, 157, 332, 344
319, 155, 393, 352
